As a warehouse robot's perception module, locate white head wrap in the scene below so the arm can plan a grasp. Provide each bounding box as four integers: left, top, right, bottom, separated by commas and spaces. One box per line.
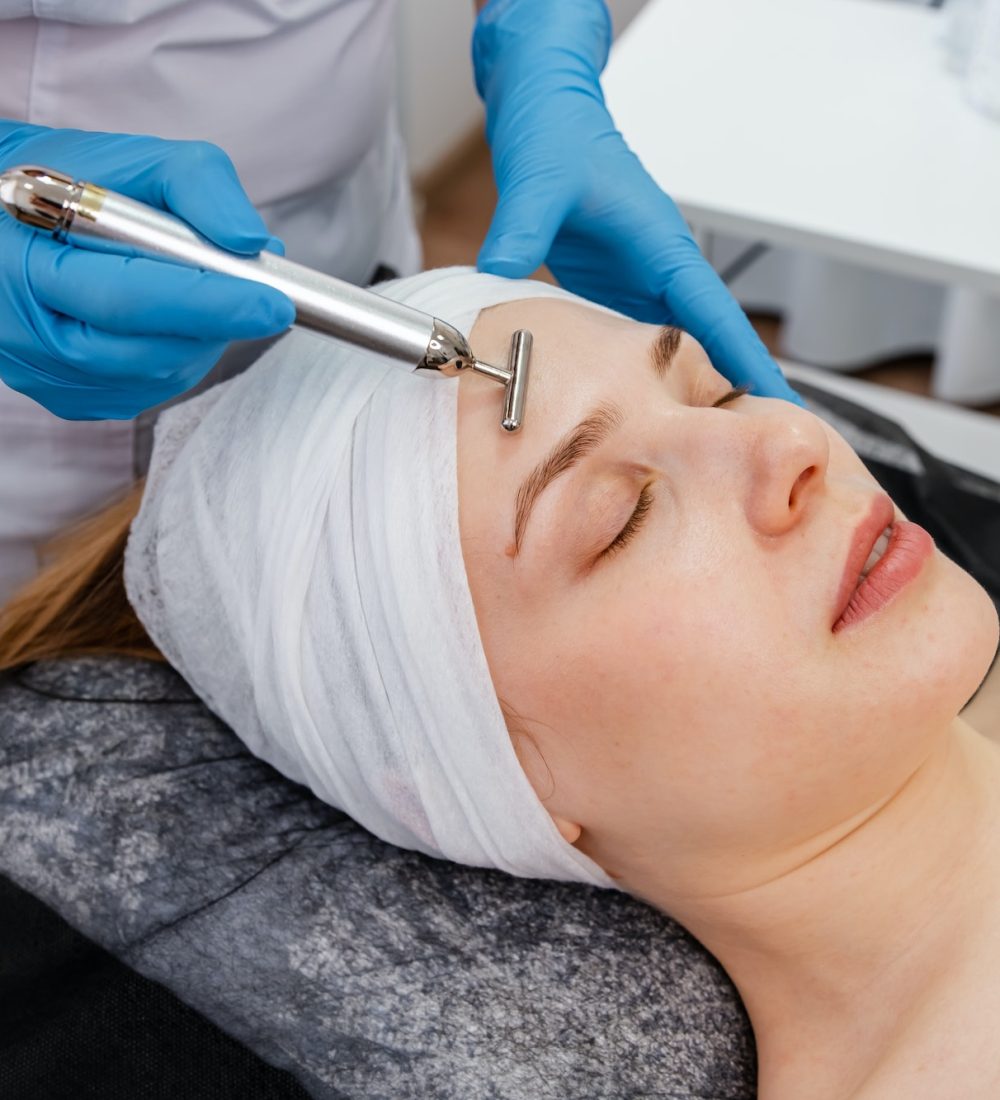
125, 267, 618, 890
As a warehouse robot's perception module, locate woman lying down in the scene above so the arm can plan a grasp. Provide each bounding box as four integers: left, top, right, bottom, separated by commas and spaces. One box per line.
2, 267, 998, 1100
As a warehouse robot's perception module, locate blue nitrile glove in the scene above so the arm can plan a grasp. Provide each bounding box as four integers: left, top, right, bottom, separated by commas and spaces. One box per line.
0, 121, 296, 419
472, 0, 802, 404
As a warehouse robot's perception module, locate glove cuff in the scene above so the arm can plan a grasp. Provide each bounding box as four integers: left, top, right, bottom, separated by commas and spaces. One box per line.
472, 0, 613, 101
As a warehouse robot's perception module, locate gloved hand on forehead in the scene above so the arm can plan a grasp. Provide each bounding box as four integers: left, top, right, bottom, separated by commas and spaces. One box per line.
0, 120, 294, 420
472, 0, 802, 404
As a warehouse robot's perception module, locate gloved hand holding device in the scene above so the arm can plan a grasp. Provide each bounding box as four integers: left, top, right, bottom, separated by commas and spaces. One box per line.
473, 0, 803, 404
0, 121, 295, 420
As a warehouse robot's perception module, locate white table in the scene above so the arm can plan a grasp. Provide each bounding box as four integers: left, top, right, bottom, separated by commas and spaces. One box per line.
603, 0, 1000, 296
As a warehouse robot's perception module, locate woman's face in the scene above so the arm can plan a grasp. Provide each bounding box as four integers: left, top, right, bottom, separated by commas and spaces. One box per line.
458, 298, 999, 895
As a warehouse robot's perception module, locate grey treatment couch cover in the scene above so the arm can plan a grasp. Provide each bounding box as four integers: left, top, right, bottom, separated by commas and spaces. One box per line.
6, 382, 997, 1099
0, 657, 755, 1100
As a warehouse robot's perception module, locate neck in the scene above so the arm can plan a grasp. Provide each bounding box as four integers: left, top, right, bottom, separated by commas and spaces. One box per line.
636, 719, 1000, 1098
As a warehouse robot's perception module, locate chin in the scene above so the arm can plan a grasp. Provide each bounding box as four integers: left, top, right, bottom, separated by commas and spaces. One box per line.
907, 551, 1000, 718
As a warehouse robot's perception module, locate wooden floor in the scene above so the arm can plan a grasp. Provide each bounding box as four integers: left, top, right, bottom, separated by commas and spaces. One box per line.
417, 133, 1000, 419
417, 133, 1000, 740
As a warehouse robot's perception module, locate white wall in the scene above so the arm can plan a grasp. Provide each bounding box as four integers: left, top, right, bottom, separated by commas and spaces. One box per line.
396, 0, 650, 178
608, 0, 652, 33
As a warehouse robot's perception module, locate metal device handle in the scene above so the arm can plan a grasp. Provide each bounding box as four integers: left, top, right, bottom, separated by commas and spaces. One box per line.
0, 166, 472, 371
79, 188, 445, 363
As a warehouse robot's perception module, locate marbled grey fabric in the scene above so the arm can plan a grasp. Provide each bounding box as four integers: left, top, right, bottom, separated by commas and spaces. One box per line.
0, 657, 755, 1100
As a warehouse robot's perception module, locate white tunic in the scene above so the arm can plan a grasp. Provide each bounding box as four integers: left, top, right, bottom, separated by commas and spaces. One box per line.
0, 0, 421, 601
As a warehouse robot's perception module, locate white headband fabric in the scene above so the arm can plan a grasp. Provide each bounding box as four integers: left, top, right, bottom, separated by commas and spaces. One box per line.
125, 267, 618, 890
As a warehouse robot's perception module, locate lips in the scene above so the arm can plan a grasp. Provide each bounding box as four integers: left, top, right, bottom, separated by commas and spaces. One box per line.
831, 494, 936, 632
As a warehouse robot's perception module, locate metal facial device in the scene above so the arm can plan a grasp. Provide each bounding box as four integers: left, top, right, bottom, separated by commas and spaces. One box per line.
0, 164, 531, 432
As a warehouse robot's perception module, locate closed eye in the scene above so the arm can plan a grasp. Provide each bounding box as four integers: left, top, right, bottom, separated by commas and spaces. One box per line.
712, 383, 750, 408
601, 383, 750, 559
602, 484, 653, 559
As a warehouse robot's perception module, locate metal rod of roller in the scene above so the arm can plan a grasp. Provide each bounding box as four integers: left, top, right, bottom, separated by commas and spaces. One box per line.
502, 330, 532, 433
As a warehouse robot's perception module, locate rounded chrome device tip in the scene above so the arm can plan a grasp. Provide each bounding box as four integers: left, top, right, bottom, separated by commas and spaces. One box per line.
0, 165, 80, 234
418, 318, 475, 373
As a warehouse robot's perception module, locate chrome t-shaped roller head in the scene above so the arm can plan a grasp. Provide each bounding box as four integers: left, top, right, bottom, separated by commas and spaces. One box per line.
423, 327, 532, 433
455, 330, 532, 434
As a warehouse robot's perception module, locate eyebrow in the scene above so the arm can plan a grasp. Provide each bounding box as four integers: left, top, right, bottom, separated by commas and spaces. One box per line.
511, 324, 683, 555
651, 324, 682, 380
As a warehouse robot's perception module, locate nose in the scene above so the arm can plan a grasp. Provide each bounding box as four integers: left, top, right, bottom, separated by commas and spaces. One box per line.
738, 400, 830, 536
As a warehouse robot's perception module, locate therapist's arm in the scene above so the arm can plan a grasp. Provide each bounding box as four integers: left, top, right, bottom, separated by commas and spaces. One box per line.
469, 0, 802, 402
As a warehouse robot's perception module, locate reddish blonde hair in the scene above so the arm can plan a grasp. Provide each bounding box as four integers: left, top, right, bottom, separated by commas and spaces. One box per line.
0, 483, 163, 671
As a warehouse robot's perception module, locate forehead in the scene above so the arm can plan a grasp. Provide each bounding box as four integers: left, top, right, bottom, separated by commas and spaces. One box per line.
456, 298, 660, 564
470, 298, 644, 387
464, 298, 654, 453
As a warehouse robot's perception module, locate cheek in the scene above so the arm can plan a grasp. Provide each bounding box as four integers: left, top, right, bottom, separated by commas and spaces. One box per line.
505, 567, 827, 855
510, 558, 792, 780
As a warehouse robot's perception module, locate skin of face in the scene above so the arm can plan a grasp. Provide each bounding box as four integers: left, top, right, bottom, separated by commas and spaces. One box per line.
457, 297, 1000, 903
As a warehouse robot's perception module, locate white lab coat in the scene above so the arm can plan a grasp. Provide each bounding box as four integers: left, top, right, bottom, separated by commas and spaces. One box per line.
0, 0, 421, 601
